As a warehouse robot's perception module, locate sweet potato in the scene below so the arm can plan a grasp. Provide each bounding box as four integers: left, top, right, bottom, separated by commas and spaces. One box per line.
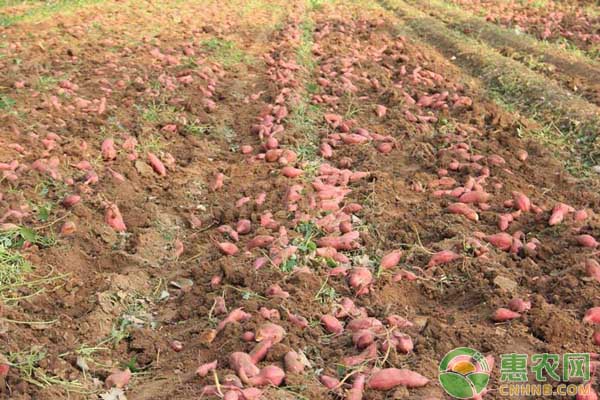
347, 374, 366, 400
241, 145, 253, 154
549, 203, 573, 226
485, 233, 513, 251
382, 331, 413, 354
218, 225, 239, 242
122, 136, 137, 151
447, 203, 478, 221
101, 139, 117, 160
147, 152, 166, 176
284, 351, 306, 374
249, 339, 273, 364
287, 310, 309, 329
386, 315, 414, 328
574, 209, 589, 222
236, 197, 251, 208
492, 308, 520, 322
335, 297, 361, 319
223, 391, 239, 400
339, 220, 353, 234
108, 168, 125, 182
62, 194, 81, 208
508, 298, 531, 313
376, 142, 393, 154
321, 314, 344, 335
259, 307, 279, 320
459, 190, 490, 204
105, 369, 131, 389
282, 166, 303, 178
247, 365, 285, 387
105, 203, 126, 232
266, 137, 278, 149
265, 284, 290, 299
211, 172, 224, 191
352, 329, 375, 349
375, 105, 387, 117
498, 213, 513, 231
196, 360, 218, 377
60, 221, 76, 235
342, 343, 377, 366
218, 308, 251, 331
516, 150, 528, 161
427, 250, 460, 268
380, 250, 402, 269
586, 259, 600, 283
584, 307, 600, 324
255, 323, 286, 344
348, 267, 373, 296
218, 242, 239, 255
576, 384, 597, 400
247, 235, 275, 250
317, 231, 360, 251
367, 368, 429, 390
236, 219, 252, 234
512, 191, 531, 212
320, 375, 340, 389
320, 143, 333, 158
256, 192, 267, 205
347, 318, 383, 333
229, 352, 260, 382
577, 235, 599, 248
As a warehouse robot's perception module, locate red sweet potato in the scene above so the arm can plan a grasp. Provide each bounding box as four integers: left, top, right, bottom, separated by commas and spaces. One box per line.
247, 235, 275, 250
577, 235, 599, 248
105, 203, 126, 232
247, 365, 285, 387
508, 298, 531, 313
229, 352, 260, 382
255, 323, 286, 344
427, 250, 460, 267
101, 139, 117, 160
586, 259, 600, 282
380, 250, 402, 269
196, 360, 218, 377
147, 152, 166, 176
512, 191, 531, 212
447, 203, 478, 221
485, 233, 513, 251
492, 308, 520, 322
105, 369, 131, 388
367, 368, 429, 390
217, 242, 239, 255
321, 314, 344, 335
584, 307, 600, 324
284, 351, 306, 374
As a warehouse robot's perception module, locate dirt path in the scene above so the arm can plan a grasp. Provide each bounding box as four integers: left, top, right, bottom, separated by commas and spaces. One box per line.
2, 1, 600, 400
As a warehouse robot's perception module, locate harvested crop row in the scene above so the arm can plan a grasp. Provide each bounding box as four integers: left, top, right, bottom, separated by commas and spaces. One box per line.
0, 0, 295, 398
380, 0, 600, 173
447, 0, 600, 57
409, 0, 600, 106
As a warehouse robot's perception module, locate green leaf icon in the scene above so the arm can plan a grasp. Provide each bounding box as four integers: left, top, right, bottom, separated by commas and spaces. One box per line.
439, 372, 474, 399
467, 372, 490, 393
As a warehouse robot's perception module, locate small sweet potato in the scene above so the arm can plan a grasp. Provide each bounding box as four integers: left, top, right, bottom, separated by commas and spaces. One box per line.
367, 368, 429, 390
